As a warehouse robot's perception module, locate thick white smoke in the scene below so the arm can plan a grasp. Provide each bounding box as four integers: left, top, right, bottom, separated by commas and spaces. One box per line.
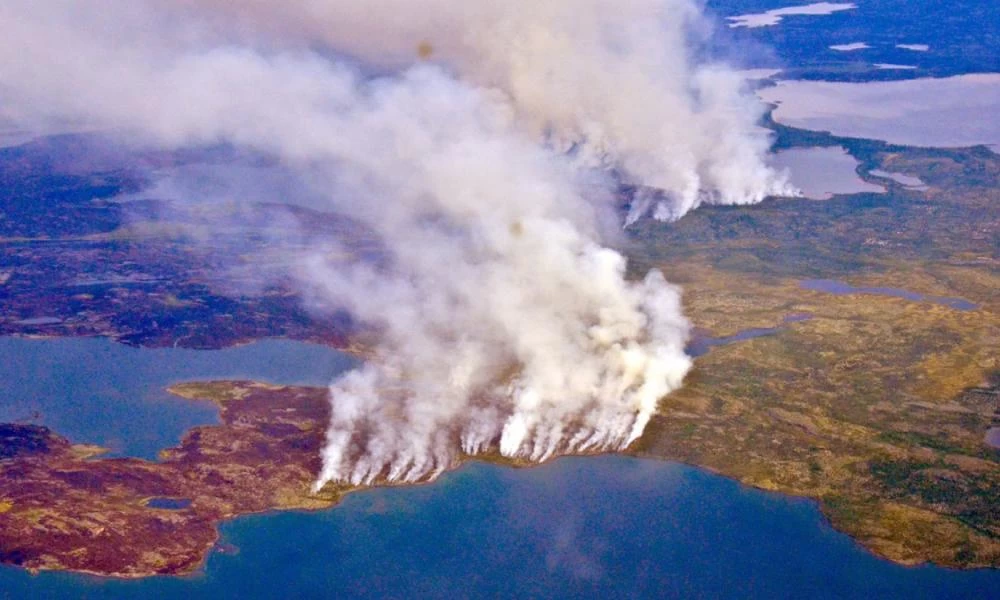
0, 1, 794, 488
168, 0, 796, 220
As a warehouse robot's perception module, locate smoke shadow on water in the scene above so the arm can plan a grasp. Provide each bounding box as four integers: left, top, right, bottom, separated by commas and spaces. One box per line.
0, 455, 995, 599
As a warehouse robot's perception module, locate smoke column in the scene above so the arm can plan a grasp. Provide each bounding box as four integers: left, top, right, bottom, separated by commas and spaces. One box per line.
169, 0, 795, 221
0, 1, 795, 488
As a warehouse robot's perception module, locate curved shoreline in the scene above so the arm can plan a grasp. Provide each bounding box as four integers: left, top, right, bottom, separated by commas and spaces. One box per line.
2, 373, 998, 579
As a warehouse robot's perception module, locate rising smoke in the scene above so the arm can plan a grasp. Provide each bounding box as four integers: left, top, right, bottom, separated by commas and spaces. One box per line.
0, 1, 795, 488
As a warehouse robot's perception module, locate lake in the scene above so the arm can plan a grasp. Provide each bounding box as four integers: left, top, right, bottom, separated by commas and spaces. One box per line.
0, 336, 356, 459
727, 2, 858, 29
1, 455, 997, 598
758, 74, 1000, 149
0, 337, 997, 598
770, 146, 884, 200
869, 169, 928, 190
801, 279, 979, 311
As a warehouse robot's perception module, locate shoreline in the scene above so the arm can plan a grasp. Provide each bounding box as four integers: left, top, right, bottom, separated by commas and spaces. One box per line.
2, 376, 997, 579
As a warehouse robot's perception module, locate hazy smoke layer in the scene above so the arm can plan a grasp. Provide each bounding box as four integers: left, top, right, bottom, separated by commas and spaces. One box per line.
169, 0, 796, 220
0, 1, 792, 487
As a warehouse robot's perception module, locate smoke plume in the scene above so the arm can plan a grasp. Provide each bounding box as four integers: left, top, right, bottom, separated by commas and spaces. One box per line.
0, 1, 794, 488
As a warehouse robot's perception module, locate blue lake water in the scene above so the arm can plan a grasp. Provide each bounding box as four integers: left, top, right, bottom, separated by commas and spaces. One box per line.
687, 327, 781, 357
686, 315, 814, 357
1, 455, 997, 599
986, 428, 1000, 450
801, 280, 979, 311
0, 336, 997, 597
145, 497, 193, 510
0, 336, 357, 459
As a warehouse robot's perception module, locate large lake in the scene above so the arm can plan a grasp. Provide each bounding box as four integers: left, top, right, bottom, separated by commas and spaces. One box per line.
759, 74, 1000, 149
0, 336, 357, 459
0, 337, 997, 598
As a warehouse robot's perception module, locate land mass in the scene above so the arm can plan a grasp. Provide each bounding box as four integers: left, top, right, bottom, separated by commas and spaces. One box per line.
0, 382, 336, 577
0, 380, 570, 577
0, 125, 997, 575
0, 368, 995, 577
0, 136, 366, 350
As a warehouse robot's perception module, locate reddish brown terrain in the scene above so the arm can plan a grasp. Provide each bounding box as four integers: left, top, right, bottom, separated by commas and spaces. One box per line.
0, 382, 341, 577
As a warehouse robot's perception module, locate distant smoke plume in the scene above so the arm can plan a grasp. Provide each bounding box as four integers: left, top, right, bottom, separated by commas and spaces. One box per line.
0, 1, 794, 487
167, 0, 795, 220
